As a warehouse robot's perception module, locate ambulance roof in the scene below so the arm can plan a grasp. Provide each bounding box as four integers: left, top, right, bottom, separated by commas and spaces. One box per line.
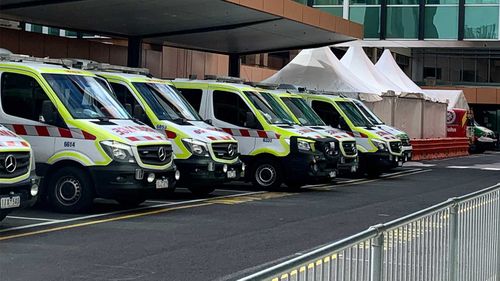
0, 60, 94, 76
172, 79, 257, 91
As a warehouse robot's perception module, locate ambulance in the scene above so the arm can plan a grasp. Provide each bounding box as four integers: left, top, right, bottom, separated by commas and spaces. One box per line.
88, 64, 243, 195
0, 125, 38, 221
255, 88, 359, 175
351, 99, 412, 162
301, 92, 404, 176
0, 54, 178, 213
172, 77, 338, 189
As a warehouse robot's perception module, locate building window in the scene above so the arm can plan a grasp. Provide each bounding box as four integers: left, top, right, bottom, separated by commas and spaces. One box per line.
349, 0, 381, 39
424, 1, 459, 39
464, 5, 499, 39
314, 0, 344, 17
386, 4, 419, 39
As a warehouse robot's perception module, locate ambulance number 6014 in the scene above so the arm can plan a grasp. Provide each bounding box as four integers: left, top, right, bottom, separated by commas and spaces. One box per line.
64, 141, 76, 148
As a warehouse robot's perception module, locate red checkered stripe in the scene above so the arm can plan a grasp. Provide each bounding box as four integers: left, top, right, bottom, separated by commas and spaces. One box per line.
206, 135, 235, 141
126, 135, 167, 142
221, 128, 281, 139
4, 124, 96, 140
0, 141, 30, 147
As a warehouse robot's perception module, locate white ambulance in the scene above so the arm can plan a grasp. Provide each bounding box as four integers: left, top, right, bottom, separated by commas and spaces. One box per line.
0, 54, 178, 213
86, 63, 243, 196
0, 125, 38, 221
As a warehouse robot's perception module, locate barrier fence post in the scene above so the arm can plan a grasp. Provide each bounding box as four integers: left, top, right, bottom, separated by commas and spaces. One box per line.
370, 226, 384, 281
448, 199, 459, 281
497, 190, 500, 281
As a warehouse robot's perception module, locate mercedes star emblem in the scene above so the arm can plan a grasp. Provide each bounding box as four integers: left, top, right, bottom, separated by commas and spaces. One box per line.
158, 147, 167, 162
4, 155, 17, 173
227, 144, 235, 157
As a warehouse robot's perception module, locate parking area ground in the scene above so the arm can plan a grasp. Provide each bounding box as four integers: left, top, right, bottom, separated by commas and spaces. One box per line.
1, 152, 499, 281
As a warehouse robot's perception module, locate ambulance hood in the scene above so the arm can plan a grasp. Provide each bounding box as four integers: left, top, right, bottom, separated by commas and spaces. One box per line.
81, 119, 168, 145
375, 124, 409, 139
366, 126, 401, 141
308, 125, 356, 142
0, 125, 30, 149
274, 124, 330, 139
173, 121, 236, 142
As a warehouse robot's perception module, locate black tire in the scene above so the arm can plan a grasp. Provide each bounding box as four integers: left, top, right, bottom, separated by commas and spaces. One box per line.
116, 196, 146, 208
251, 158, 283, 189
0, 211, 8, 222
188, 186, 216, 196
47, 166, 94, 213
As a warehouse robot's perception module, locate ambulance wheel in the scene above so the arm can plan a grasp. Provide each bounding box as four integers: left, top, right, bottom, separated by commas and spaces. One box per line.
48, 167, 94, 213
0, 211, 8, 222
116, 196, 146, 208
252, 159, 282, 189
188, 186, 216, 196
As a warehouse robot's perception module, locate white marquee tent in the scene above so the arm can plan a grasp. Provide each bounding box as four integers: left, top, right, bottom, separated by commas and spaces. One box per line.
375, 49, 468, 110
263, 47, 382, 102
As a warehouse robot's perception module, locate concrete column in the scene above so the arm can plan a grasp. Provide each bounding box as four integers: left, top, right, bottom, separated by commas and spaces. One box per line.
229, 53, 240, 77
127, 36, 142, 67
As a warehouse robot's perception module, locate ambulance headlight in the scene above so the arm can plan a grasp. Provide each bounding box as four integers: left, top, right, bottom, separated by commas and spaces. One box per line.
100, 141, 136, 163
297, 140, 312, 151
182, 139, 209, 157
371, 139, 388, 152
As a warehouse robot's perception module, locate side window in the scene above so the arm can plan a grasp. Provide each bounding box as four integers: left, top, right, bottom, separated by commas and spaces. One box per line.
311, 100, 347, 130
178, 88, 202, 112
110, 83, 152, 127
213, 90, 257, 128
1, 72, 57, 124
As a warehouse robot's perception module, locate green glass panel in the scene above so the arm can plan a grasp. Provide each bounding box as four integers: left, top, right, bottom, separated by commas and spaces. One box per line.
386, 7, 419, 38
387, 0, 419, 5
424, 6, 458, 39
464, 6, 499, 39
316, 6, 344, 16
349, 6, 381, 38
314, 0, 343, 4
48, 27, 59, 36
294, 0, 308, 4
350, 0, 380, 5
465, 0, 498, 4
426, 0, 459, 4
31, 24, 42, 33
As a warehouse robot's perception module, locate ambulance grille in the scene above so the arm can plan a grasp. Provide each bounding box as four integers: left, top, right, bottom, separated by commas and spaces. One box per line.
137, 145, 173, 165
211, 143, 238, 160
0, 152, 30, 178
389, 141, 403, 154
342, 141, 357, 156
401, 138, 411, 146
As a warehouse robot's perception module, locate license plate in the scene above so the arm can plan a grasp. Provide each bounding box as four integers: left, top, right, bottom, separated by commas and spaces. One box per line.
340, 157, 345, 164
155, 179, 169, 189
227, 170, 237, 179
0, 195, 20, 209
351, 166, 357, 173
329, 171, 336, 178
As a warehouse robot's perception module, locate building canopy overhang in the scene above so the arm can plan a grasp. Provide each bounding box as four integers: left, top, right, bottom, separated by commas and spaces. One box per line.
0, 0, 362, 55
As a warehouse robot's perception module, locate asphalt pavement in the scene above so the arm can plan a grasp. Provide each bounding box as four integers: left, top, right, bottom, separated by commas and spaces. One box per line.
1, 152, 499, 281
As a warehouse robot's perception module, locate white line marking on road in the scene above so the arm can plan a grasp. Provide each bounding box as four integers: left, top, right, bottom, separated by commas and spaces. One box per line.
214, 189, 256, 193
144, 200, 176, 204
403, 162, 436, 167
0, 191, 267, 233
481, 167, 500, 171
334, 169, 429, 187
447, 166, 471, 169
5, 216, 61, 222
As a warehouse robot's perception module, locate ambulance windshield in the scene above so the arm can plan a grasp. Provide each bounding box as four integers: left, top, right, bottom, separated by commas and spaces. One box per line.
259, 92, 297, 125
133, 82, 202, 122
336, 101, 373, 128
243, 91, 287, 125
280, 97, 325, 126
353, 100, 383, 125
43, 74, 130, 120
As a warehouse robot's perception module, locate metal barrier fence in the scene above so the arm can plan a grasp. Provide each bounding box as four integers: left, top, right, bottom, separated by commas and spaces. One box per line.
239, 183, 500, 281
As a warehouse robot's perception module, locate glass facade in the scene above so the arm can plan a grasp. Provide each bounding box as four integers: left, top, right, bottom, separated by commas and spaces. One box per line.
300, 0, 500, 40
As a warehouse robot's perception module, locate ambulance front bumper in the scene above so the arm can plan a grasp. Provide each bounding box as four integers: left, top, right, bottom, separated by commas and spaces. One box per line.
337, 156, 359, 174
0, 171, 39, 215
402, 146, 413, 162
282, 151, 337, 185
359, 151, 404, 170
175, 156, 244, 186
89, 162, 178, 198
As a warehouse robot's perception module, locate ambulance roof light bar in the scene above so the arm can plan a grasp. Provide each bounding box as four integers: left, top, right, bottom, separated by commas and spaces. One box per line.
306, 89, 347, 98
244, 82, 279, 90
74, 60, 151, 76
0, 53, 73, 68
204, 75, 243, 84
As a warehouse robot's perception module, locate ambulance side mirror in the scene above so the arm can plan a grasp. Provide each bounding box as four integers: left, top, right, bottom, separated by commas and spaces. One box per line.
40, 100, 57, 125
124, 103, 133, 115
